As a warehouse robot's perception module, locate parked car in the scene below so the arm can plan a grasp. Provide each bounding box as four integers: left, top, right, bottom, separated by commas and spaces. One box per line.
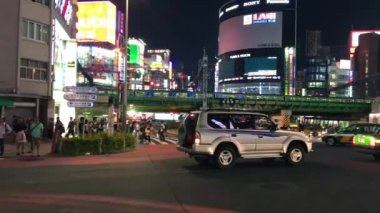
321, 124, 380, 146
176, 110, 313, 169
353, 127, 380, 160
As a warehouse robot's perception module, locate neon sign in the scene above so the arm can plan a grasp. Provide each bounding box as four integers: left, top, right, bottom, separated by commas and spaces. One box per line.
117, 11, 125, 35
55, 0, 73, 25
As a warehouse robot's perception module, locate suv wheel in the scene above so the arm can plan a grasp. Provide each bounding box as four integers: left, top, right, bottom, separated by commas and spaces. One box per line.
214, 145, 236, 169
326, 137, 336, 146
286, 145, 305, 166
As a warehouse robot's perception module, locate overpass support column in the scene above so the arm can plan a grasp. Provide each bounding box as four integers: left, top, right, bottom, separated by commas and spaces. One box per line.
279, 110, 292, 129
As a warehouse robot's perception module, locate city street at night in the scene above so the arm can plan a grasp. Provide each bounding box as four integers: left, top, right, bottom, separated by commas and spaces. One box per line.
1, 142, 380, 213
2, 0, 380, 212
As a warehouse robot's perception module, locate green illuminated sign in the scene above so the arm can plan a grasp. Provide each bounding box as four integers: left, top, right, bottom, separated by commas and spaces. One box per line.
129, 44, 140, 64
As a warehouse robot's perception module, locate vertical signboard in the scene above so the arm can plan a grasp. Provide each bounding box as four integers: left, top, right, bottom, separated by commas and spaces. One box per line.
284, 47, 295, 96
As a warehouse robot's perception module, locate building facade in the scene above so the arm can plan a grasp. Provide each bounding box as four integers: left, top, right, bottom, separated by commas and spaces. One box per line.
0, 0, 77, 124
328, 59, 353, 98
216, 0, 296, 96
354, 33, 380, 99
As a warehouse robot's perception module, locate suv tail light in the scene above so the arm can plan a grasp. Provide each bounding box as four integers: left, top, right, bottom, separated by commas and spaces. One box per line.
370, 138, 376, 147
194, 131, 201, 146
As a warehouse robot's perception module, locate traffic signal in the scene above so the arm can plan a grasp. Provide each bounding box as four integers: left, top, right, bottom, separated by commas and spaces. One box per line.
150, 81, 155, 87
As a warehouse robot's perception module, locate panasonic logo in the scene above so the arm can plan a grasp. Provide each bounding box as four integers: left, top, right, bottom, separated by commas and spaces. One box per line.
267, 0, 289, 4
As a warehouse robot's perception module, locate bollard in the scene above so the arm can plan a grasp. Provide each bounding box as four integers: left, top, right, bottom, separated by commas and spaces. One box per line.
123, 135, 126, 151
98, 138, 103, 154
57, 138, 63, 153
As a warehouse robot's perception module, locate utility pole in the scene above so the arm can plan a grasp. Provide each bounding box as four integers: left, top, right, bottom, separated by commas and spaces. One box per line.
202, 49, 208, 110
121, 0, 129, 131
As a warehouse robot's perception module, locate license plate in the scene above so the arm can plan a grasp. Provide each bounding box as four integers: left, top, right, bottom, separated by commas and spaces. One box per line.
359, 135, 365, 143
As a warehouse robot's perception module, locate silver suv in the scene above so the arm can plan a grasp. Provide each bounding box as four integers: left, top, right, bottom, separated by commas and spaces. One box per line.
177, 110, 313, 169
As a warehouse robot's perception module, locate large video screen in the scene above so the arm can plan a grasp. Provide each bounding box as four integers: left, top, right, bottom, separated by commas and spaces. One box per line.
77, 46, 118, 87
245, 57, 277, 76
219, 12, 283, 55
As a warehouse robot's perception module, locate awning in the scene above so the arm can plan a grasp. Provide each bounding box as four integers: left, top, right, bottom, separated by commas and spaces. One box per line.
0, 98, 14, 107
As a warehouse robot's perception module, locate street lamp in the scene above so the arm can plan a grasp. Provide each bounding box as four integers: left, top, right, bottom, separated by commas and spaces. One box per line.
121, 0, 129, 131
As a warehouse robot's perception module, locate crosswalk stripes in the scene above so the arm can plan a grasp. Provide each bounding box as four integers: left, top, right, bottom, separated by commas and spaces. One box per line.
142, 136, 178, 145
165, 137, 178, 144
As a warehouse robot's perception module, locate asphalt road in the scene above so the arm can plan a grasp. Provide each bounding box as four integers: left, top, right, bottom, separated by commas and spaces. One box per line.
1, 142, 380, 213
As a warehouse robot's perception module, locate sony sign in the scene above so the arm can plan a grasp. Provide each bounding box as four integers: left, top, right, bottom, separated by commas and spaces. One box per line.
243, 1, 260, 7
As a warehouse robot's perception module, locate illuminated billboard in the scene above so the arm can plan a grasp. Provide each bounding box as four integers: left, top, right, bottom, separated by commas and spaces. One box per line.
77, 1, 117, 45
128, 38, 145, 66
146, 49, 171, 71
219, 12, 283, 55
244, 57, 277, 76
77, 46, 118, 87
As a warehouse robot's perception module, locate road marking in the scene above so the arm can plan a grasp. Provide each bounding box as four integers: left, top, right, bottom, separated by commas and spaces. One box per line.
151, 137, 168, 145
165, 138, 177, 144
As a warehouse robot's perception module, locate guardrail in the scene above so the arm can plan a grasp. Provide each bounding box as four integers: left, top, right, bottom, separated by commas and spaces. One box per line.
127, 90, 373, 104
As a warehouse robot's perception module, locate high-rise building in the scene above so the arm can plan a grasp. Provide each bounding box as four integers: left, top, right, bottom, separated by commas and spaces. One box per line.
304, 57, 328, 96
145, 49, 171, 90
328, 59, 353, 98
217, 0, 297, 96
353, 33, 380, 98
305, 31, 322, 57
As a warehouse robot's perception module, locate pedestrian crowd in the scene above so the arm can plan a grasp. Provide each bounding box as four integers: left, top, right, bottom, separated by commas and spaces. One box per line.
0, 116, 45, 157
0, 115, 169, 157
129, 120, 166, 144
0, 115, 111, 158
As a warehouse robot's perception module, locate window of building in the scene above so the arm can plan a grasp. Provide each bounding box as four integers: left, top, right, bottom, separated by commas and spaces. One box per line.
31, 0, 50, 6
22, 20, 28, 37
20, 58, 48, 81
22, 19, 49, 42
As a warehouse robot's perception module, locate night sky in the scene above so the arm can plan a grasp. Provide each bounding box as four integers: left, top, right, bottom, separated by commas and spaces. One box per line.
124, 0, 380, 75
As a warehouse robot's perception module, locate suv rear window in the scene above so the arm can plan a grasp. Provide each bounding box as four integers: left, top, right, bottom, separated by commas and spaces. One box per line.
207, 113, 232, 129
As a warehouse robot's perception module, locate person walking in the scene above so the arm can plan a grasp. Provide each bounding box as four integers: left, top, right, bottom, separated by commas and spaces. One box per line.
159, 121, 166, 141
0, 117, 12, 157
144, 123, 152, 144
139, 122, 146, 144
47, 118, 54, 143
52, 117, 64, 153
30, 117, 44, 157
65, 117, 75, 138
16, 129, 27, 156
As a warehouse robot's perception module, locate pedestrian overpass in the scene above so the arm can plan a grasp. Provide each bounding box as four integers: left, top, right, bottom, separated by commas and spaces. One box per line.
126, 90, 372, 118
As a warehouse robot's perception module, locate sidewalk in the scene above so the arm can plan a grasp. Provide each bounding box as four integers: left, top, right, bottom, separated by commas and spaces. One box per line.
2, 141, 52, 158
0, 138, 185, 169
